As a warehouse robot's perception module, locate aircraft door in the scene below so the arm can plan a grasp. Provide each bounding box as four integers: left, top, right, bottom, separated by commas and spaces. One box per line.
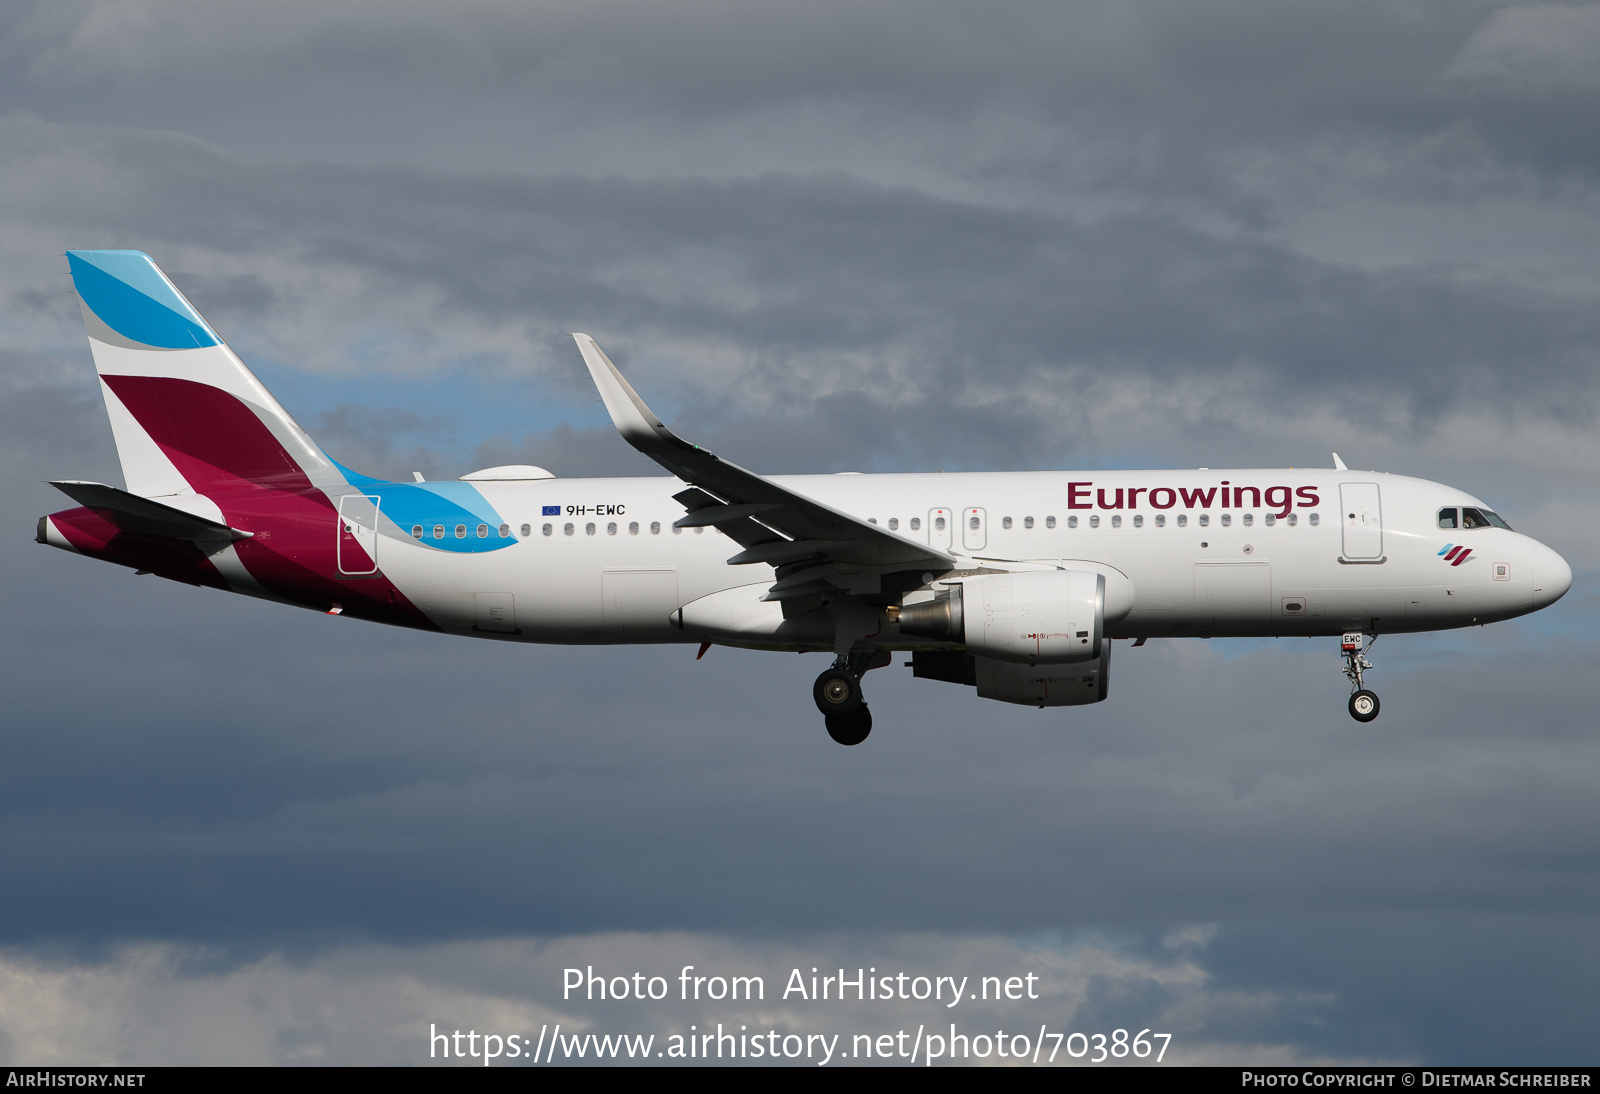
928, 508, 953, 550
603, 569, 681, 638
337, 494, 380, 576
475, 592, 517, 633
1195, 562, 1271, 632
963, 507, 987, 552
1339, 483, 1384, 560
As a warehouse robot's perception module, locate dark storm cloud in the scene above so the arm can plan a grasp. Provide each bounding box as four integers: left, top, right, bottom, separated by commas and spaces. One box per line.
6, 112, 1598, 477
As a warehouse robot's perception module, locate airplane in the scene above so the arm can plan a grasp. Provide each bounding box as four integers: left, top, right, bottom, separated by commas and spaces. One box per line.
38, 250, 1573, 745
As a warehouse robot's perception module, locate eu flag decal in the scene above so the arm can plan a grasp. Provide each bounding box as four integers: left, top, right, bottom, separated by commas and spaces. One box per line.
542, 505, 561, 516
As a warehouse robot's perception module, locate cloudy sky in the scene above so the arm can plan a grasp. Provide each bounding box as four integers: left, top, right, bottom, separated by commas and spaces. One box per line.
3, 0, 1599, 1065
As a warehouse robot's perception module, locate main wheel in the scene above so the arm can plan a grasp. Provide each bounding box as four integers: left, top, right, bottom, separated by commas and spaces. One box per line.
1348, 689, 1380, 722
825, 704, 872, 746
813, 667, 863, 716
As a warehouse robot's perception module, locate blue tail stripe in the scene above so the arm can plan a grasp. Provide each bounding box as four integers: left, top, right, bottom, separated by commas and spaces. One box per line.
67, 250, 221, 350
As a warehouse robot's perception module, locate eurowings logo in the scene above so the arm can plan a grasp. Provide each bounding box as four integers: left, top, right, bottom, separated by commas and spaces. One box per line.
1439, 544, 1474, 566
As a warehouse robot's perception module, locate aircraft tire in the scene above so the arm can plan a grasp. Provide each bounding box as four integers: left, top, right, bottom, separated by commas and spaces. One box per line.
813, 667, 863, 716
825, 704, 872, 746
1348, 689, 1380, 722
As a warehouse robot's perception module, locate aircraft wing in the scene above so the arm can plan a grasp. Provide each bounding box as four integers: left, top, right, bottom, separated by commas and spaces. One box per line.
48, 481, 253, 545
574, 334, 956, 600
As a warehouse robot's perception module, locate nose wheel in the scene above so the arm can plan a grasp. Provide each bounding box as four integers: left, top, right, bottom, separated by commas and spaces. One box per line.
1341, 632, 1380, 722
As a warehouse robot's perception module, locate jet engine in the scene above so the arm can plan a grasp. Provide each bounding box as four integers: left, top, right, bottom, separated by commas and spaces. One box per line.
897, 568, 1131, 665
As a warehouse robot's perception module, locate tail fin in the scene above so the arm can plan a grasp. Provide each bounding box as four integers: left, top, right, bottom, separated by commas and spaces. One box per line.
66, 250, 335, 499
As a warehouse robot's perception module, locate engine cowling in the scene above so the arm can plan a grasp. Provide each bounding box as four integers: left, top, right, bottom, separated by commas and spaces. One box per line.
899, 568, 1131, 665
976, 645, 1110, 707
909, 644, 1112, 707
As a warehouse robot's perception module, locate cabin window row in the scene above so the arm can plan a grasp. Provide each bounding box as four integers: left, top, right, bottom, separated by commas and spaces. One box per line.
866, 512, 1319, 530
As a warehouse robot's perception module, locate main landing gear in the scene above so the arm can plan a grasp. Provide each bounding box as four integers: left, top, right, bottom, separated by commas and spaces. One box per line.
1341, 632, 1380, 723
813, 652, 886, 746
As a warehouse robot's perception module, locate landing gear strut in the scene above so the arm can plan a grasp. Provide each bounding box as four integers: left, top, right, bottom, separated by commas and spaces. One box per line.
1341, 632, 1380, 723
813, 651, 886, 745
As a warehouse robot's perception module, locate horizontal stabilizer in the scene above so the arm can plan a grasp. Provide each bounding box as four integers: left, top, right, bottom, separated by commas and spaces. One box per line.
49, 481, 253, 544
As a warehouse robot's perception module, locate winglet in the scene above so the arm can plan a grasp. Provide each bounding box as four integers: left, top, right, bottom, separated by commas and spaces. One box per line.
1331, 452, 1348, 471
572, 334, 693, 455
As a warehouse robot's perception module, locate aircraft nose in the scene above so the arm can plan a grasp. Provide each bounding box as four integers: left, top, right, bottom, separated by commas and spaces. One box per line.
1531, 542, 1573, 609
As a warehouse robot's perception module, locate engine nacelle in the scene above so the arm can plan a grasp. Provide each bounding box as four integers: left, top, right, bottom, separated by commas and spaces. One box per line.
899, 568, 1131, 665
910, 645, 1112, 707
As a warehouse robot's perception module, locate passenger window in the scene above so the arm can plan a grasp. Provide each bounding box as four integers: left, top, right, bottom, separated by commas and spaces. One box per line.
1264, 514, 1275, 526
1220, 513, 1231, 527
1242, 513, 1252, 527
499, 523, 510, 537
586, 523, 596, 535
1067, 515, 1079, 529
455, 524, 467, 539
1002, 516, 1013, 530
1177, 514, 1188, 528
1438, 508, 1458, 529
910, 517, 921, 531
1045, 515, 1056, 529
1024, 516, 1034, 529
541, 523, 552, 536
564, 523, 575, 536
521, 523, 532, 537
1198, 514, 1209, 527
694, 526, 704, 534
1287, 513, 1298, 526
935, 517, 946, 531
411, 525, 423, 539
1133, 514, 1143, 528
1155, 514, 1165, 527
888, 518, 899, 531
1309, 513, 1319, 526
651, 521, 661, 534
969, 515, 980, 530
629, 521, 639, 535
672, 525, 682, 534
433, 524, 445, 539
1111, 514, 1122, 528
477, 523, 489, 538
1089, 515, 1100, 528
607, 522, 617, 535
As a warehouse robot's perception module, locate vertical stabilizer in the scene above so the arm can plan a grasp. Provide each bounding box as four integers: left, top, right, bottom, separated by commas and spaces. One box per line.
66, 250, 333, 500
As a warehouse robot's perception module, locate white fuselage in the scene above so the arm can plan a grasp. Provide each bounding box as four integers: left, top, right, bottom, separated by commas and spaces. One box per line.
370, 469, 1569, 647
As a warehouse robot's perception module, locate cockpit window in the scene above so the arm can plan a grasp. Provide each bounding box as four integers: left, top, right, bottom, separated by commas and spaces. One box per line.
1462, 507, 1512, 531
1438, 508, 1458, 529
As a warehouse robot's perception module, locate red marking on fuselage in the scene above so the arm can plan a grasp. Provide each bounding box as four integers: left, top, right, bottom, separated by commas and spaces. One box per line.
82, 375, 439, 631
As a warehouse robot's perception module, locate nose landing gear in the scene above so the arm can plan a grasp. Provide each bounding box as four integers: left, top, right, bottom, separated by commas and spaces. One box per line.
1342, 632, 1380, 722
